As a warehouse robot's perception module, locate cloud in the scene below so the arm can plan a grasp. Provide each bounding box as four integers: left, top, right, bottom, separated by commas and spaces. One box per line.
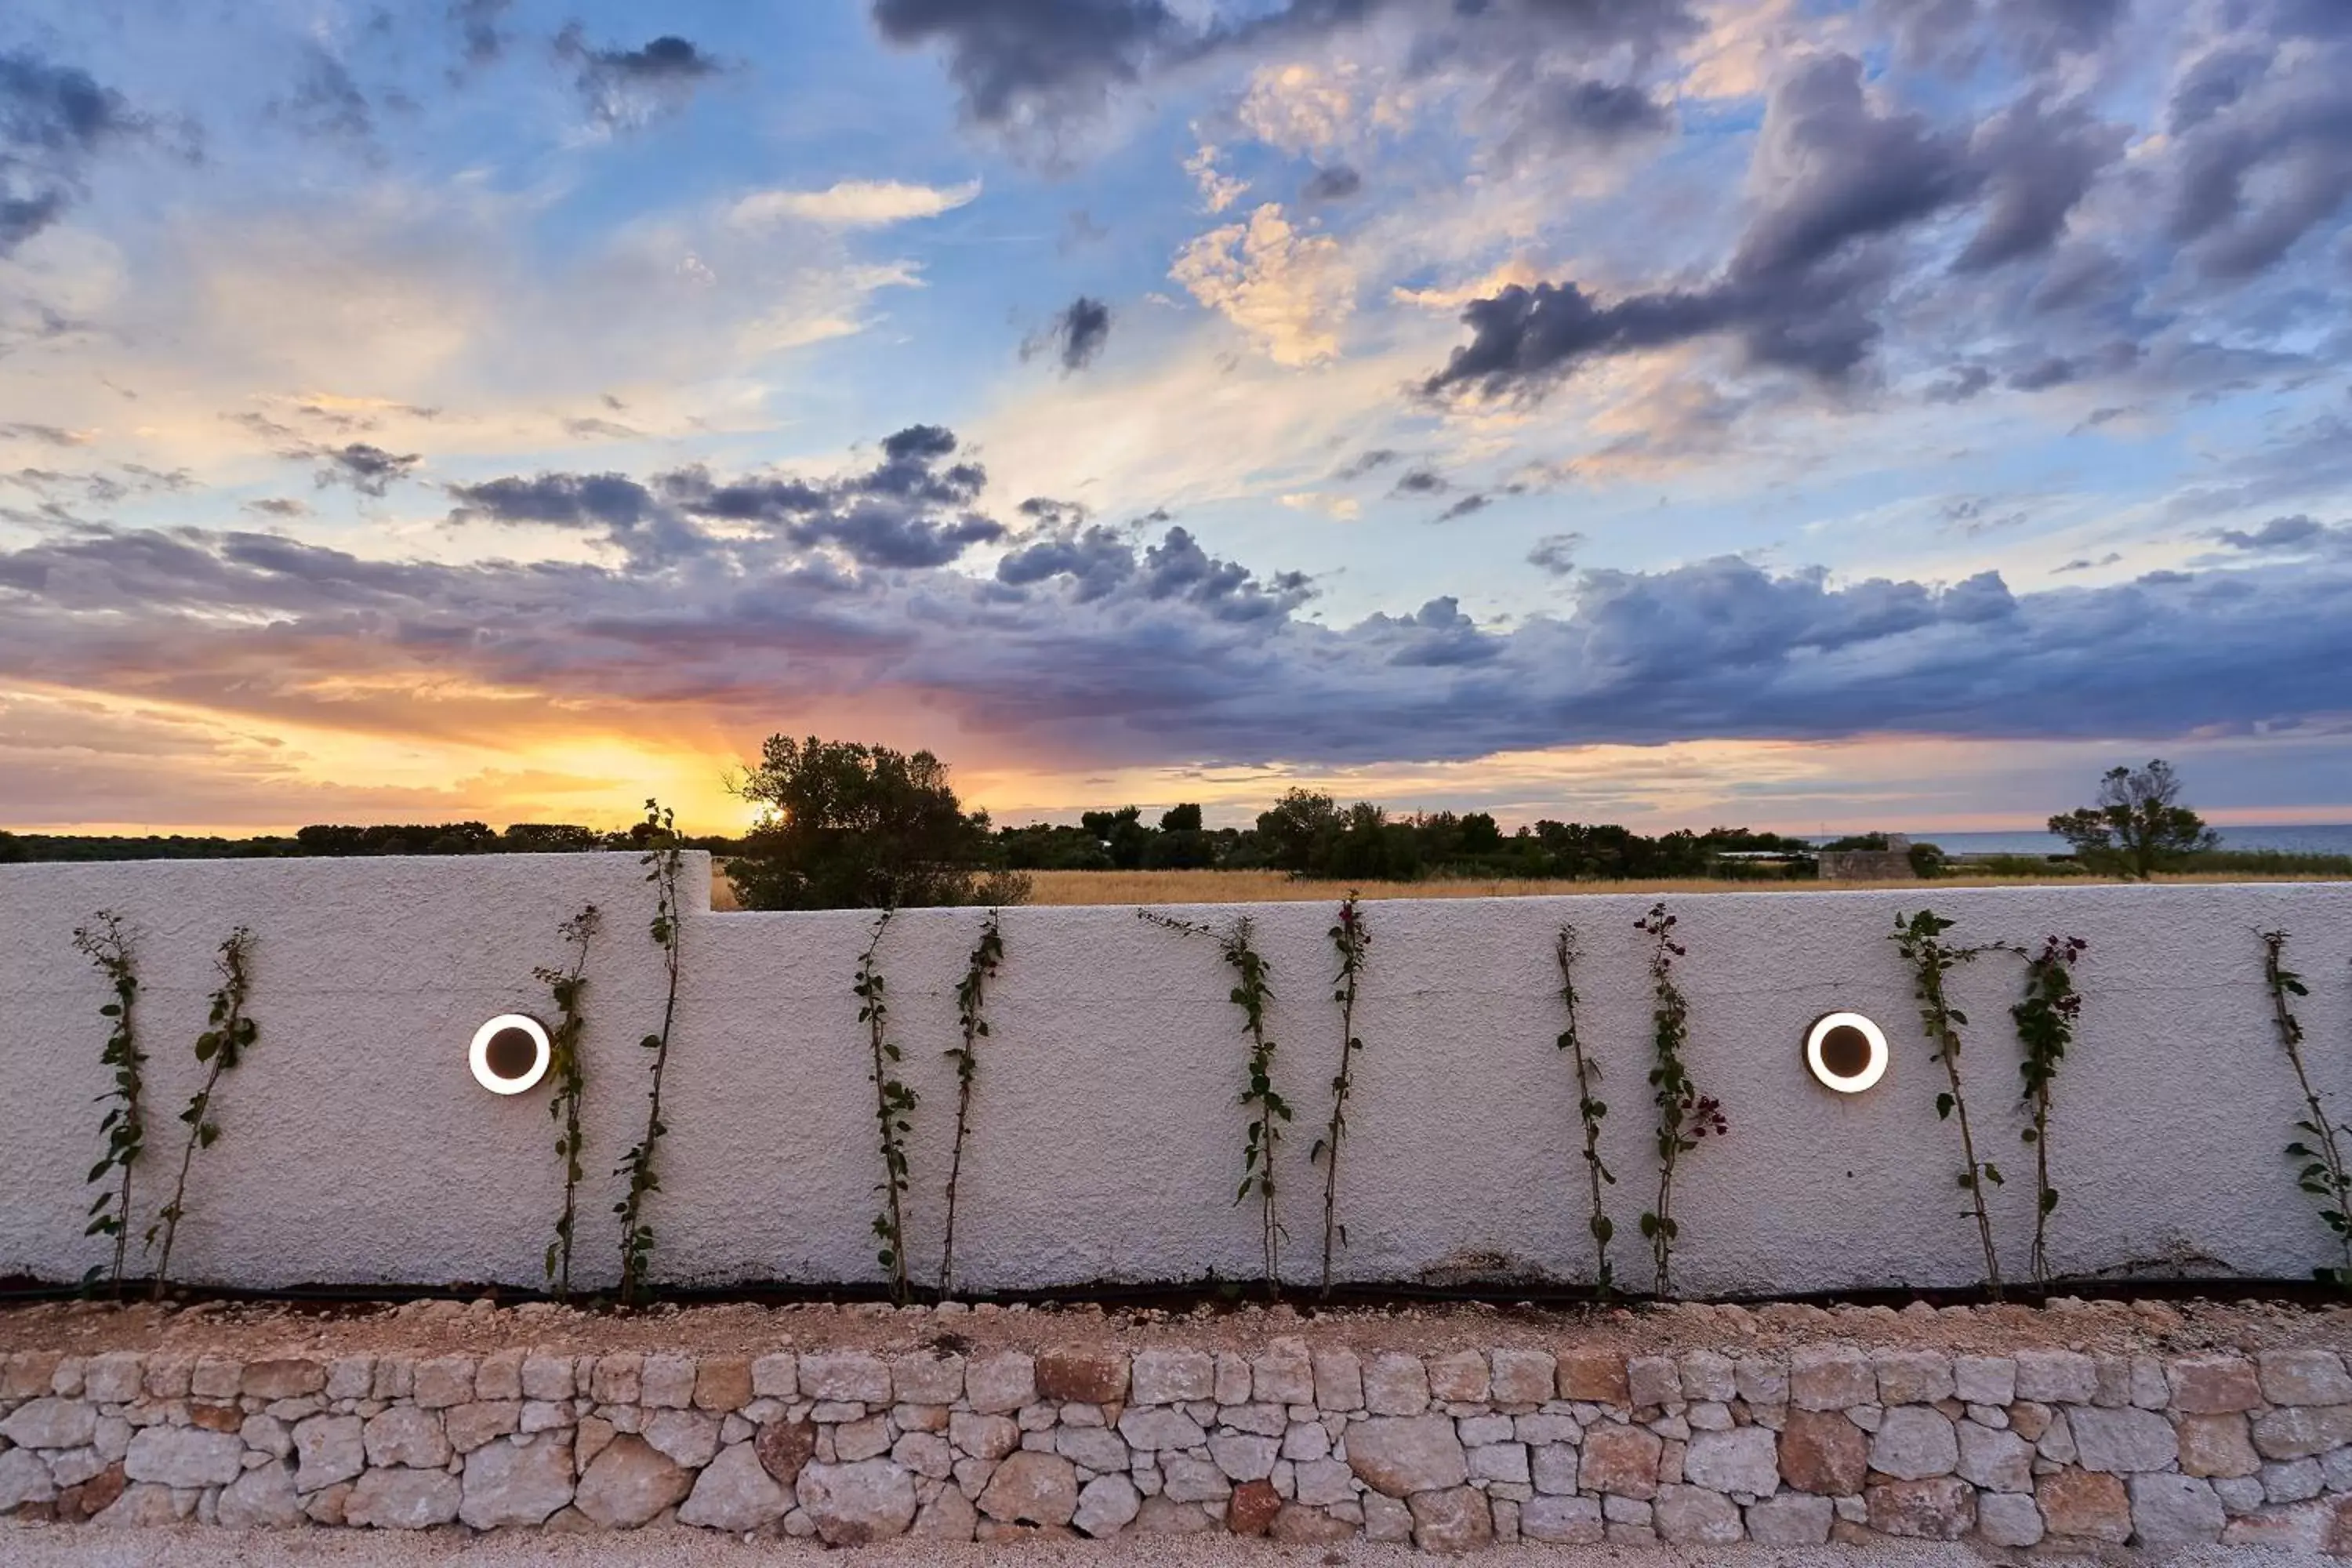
870, 0, 1701, 136
2213, 514, 2349, 553
0, 423, 91, 447
1171, 203, 1353, 366
2165, 19, 2352, 280
1028, 296, 1112, 372
312, 443, 423, 496
1422, 53, 2124, 399
1528, 532, 1584, 575
1499, 75, 1673, 157
7, 492, 2351, 777
450, 0, 513, 67
1878, 0, 2129, 73
452, 424, 1007, 571
729, 179, 982, 228
281, 45, 373, 143
1301, 165, 1362, 203
555, 28, 724, 129
0, 51, 154, 256
1435, 494, 1490, 522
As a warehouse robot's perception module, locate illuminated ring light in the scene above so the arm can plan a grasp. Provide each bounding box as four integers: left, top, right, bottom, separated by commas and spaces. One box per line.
1805, 1011, 1890, 1094
469, 1014, 553, 1096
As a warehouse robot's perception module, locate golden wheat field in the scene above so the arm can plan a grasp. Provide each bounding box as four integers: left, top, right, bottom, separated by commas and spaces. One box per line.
707, 864, 2343, 910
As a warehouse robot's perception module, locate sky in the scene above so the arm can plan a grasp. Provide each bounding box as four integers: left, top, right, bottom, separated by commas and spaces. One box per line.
2, 0, 2350, 837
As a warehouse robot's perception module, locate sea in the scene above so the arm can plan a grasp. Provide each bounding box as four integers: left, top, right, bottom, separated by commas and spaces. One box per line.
1811, 823, 2352, 858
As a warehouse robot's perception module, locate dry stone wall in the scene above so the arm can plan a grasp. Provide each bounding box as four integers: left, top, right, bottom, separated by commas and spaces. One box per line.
9, 1332, 2352, 1552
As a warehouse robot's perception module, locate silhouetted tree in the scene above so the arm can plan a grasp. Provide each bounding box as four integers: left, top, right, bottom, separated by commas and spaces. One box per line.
2048, 760, 2219, 880
729, 735, 1030, 909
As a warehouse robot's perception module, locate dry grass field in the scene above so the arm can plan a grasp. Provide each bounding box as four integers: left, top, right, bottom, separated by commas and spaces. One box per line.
709, 864, 2347, 910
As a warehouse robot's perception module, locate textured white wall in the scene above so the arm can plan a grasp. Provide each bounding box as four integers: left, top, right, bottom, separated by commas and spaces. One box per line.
2, 855, 2348, 1298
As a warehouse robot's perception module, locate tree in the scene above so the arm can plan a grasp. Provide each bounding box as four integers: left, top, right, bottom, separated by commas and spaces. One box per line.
1146, 802, 1214, 869
1255, 789, 1341, 874
2048, 760, 2219, 880
0, 829, 21, 863
728, 735, 1030, 910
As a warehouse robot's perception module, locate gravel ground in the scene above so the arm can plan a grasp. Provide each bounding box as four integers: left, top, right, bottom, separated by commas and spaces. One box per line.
2, 1525, 2330, 1566
9, 1294, 2351, 1363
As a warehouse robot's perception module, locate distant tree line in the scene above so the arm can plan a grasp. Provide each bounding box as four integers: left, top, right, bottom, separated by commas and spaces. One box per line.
996, 789, 1816, 883
6, 751, 2337, 905
0, 819, 739, 864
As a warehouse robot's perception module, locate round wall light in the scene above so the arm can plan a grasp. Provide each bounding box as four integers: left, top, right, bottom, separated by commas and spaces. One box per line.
469, 1014, 552, 1096
1805, 1011, 1889, 1094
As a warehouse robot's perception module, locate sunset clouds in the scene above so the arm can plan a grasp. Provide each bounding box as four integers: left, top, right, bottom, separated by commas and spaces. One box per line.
0, 0, 2348, 832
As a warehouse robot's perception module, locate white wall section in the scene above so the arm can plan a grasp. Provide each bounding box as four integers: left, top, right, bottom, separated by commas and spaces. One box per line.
2, 855, 2348, 1296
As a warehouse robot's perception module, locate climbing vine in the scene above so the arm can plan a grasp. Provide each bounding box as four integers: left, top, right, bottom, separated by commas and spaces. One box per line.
149, 927, 259, 1300
1891, 909, 2006, 1301
73, 912, 145, 1297
614, 800, 684, 1307
1312, 894, 1370, 1297
1142, 909, 1291, 1298
2011, 934, 2086, 1290
938, 909, 1004, 1300
1635, 904, 1721, 1298
538, 902, 600, 1303
2261, 929, 2352, 1289
1554, 923, 1615, 1298
857, 909, 916, 1304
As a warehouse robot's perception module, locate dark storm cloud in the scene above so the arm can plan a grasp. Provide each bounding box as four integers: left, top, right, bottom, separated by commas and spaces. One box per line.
0, 52, 154, 256
1301, 164, 1362, 202
556, 27, 725, 127
870, 0, 1698, 131
2213, 514, 2349, 553
1029, 296, 1112, 371
454, 425, 1006, 572
2165, 20, 2352, 280
1955, 93, 2128, 271
1503, 74, 1671, 154
1424, 53, 2128, 399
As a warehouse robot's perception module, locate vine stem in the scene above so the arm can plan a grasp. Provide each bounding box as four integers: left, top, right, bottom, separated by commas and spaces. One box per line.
1555, 925, 1613, 1296
1935, 1001, 2002, 1303
1895, 913, 2005, 1302
151, 930, 255, 1301
1138, 908, 1289, 1299
617, 805, 683, 1306
1318, 895, 1367, 1298
860, 908, 912, 1305
75, 913, 144, 1298
540, 905, 599, 1303
2262, 930, 2352, 1285
939, 910, 1002, 1300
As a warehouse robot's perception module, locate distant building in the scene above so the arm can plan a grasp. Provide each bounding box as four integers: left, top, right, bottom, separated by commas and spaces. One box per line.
1819, 833, 1915, 881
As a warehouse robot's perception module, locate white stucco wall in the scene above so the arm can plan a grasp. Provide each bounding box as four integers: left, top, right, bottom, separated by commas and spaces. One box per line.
2, 855, 2348, 1298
